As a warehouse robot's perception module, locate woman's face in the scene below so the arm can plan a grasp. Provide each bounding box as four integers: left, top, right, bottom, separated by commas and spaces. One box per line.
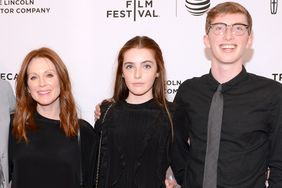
122, 47, 159, 103
27, 57, 61, 112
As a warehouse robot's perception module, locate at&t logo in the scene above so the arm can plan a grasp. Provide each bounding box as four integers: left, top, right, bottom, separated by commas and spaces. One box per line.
185, 0, 210, 16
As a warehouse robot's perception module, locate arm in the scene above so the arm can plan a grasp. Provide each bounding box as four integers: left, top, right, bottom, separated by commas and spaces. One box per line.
8, 115, 14, 182
93, 101, 113, 186
170, 86, 190, 186
79, 119, 98, 188
7, 81, 16, 114
268, 88, 282, 187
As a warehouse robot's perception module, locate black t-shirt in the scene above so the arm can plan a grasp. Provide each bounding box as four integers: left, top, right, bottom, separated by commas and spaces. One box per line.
9, 112, 96, 188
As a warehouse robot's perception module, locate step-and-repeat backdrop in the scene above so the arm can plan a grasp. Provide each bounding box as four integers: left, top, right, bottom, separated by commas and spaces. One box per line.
1, 0, 281, 127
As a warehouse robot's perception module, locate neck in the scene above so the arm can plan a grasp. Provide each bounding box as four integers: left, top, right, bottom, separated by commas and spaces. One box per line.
126, 90, 153, 104
126, 96, 153, 104
37, 104, 60, 120
211, 63, 243, 84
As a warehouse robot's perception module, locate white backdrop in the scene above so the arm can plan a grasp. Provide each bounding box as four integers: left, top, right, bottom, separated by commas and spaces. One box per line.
1, 0, 281, 127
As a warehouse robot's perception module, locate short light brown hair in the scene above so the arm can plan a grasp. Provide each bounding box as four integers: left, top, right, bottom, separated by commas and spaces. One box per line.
205, 2, 252, 35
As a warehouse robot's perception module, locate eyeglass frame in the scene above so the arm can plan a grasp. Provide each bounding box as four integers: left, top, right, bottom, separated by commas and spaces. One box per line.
208, 22, 250, 36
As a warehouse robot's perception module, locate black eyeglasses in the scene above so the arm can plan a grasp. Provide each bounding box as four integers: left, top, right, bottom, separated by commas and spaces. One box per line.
208, 23, 249, 36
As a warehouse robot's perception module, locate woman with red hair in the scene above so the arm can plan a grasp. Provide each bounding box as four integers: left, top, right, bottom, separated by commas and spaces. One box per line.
9, 47, 95, 188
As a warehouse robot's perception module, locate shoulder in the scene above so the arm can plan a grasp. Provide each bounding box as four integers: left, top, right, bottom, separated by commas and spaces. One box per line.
248, 73, 282, 91
0, 79, 9, 87
100, 100, 114, 111
79, 119, 97, 149
0, 79, 13, 92
0, 79, 14, 97
248, 72, 274, 82
100, 100, 115, 121
0, 80, 15, 111
175, 75, 207, 102
166, 101, 175, 112
178, 74, 208, 91
79, 119, 95, 136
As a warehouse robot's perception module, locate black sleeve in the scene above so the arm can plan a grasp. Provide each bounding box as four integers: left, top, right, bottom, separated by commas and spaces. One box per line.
268, 87, 282, 187
79, 119, 96, 188
8, 114, 14, 182
170, 84, 190, 186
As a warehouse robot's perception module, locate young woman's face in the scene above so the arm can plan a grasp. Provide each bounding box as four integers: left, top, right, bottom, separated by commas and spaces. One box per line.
27, 57, 61, 111
122, 47, 159, 103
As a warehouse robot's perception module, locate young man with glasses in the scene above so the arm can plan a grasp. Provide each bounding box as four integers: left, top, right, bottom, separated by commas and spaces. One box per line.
0, 79, 15, 188
171, 2, 282, 188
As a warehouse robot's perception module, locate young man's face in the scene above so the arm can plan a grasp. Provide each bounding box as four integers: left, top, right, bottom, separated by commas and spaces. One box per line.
204, 13, 253, 66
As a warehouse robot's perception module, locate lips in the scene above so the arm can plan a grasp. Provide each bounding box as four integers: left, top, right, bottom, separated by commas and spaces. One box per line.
132, 83, 144, 87
220, 44, 236, 49
37, 90, 51, 95
220, 44, 237, 53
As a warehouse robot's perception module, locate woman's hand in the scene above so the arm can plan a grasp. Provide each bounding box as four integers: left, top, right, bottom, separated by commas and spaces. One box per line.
94, 103, 101, 121
165, 176, 177, 188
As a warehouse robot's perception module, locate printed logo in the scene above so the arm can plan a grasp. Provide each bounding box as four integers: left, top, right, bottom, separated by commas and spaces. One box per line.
270, 0, 278, 14
0, 0, 51, 14
0, 73, 18, 80
166, 79, 182, 95
106, 0, 159, 21
185, 0, 210, 16
272, 73, 282, 82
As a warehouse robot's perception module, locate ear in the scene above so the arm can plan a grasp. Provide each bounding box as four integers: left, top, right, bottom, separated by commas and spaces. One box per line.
203, 35, 211, 48
246, 32, 253, 49
156, 73, 159, 78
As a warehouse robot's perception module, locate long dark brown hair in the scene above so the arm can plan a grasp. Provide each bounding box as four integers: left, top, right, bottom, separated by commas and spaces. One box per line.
113, 36, 173, 130
13, 47, 79, 142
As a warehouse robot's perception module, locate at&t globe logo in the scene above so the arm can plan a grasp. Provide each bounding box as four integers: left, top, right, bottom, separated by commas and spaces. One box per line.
185, 0, 210, 16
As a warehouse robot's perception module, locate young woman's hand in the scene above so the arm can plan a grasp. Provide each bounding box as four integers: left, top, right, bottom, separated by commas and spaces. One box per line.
165, 176, 177, 188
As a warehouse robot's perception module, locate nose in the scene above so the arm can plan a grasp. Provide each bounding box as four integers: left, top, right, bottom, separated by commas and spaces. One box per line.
223, 26, 234, 40
38, 77, 46, 86
134, 67, 141, 79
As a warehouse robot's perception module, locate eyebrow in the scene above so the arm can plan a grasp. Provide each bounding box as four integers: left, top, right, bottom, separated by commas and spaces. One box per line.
124, 60, 154, 65
27, 69, 57, 75
211, 22, 248, 25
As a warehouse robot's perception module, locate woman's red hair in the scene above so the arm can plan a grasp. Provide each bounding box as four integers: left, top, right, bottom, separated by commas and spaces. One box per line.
13, 47, 78, 142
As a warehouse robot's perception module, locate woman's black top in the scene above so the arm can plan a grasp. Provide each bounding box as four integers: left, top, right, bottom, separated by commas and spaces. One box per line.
94, 99, 172, 188
9, 112, 96, 188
